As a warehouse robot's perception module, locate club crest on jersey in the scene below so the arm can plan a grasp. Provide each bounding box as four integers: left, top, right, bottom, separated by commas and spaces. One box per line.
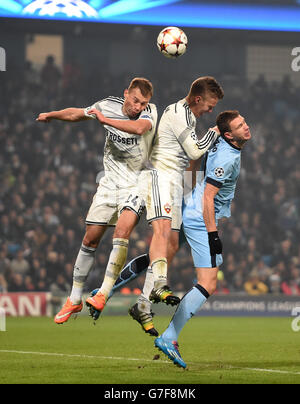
164, 203, 172, 214
214, 167, 224, 178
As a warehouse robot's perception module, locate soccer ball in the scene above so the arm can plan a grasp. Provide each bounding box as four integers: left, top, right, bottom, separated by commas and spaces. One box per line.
157, 26, 188, 59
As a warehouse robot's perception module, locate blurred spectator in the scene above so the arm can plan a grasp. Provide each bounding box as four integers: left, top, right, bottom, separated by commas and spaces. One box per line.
281, 279, 300, 295
0, 68, 299, 295
281, 263, 300, 295
9, 273, 25, 292
35, 268, 50, 292
50, 274, 71, 295
268, 273, 281, 294
0, 274, 7, 292
24, 275, 35, 292
62, 59, 82, 91
0, 250, 9, 292
40, 55, 61, 95
10, 250, 30, 276
215, 271, 230, 294
244, 271, 269, 295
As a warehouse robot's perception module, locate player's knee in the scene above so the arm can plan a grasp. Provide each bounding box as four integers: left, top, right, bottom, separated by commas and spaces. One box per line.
206, 278, 218, 295
153, 221, 171, 240
198, 275, 218, 296
82, 236, 99, 249
208, 282, 217, 296
83, 230, 101, 249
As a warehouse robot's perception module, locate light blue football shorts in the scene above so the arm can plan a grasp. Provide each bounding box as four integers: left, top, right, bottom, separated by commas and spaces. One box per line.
182, 220, 223, 268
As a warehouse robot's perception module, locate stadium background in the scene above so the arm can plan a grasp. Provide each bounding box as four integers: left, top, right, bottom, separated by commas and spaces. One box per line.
0, 0, 300, 316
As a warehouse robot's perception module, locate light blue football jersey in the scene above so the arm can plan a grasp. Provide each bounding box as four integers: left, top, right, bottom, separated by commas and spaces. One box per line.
183, 136, 241, 226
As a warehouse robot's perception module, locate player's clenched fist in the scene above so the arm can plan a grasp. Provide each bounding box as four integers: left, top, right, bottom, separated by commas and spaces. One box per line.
87, 108, 105, 123
208, 231, 223, 255
36, 113, 52, 123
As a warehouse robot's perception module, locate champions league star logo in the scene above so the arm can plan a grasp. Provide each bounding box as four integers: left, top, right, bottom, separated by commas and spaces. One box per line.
1, 1, 181, 22
22, 0, 98, 19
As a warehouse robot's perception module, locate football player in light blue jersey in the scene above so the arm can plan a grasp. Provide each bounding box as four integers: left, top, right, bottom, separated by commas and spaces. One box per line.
155, 110, 251, 368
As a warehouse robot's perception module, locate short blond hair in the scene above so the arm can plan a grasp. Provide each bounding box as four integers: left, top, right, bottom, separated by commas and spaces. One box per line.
188, 76, 224, 100
128, 77, 153, 98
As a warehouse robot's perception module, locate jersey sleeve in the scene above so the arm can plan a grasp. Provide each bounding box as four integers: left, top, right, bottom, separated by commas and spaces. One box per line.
179, 128, 219, 160
138, 104, 157, 131
83, 100, 103, 119
169, 104, 218, 160
205, 153, 235, 188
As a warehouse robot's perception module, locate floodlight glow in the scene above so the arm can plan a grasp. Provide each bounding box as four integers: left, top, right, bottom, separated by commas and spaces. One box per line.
0, 0, 300, 32
99, 0, 180, 18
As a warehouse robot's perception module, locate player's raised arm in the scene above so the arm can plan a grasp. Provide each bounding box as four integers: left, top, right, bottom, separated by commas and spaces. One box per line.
179, 126, 219, 160
87, 108, 152, 136
36, 107, 89, 123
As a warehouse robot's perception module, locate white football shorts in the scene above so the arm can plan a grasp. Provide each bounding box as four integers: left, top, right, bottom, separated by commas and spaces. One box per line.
138, 168, 183, 231
86, 175, 145, 226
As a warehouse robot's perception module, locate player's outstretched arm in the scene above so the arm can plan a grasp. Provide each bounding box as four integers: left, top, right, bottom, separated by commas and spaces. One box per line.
87, 108, 151, 135
36, 108, 88, 123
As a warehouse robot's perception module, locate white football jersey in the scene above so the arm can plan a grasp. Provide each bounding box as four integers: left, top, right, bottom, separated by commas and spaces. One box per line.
84, 97, 157, 188
150, 98, 218, 174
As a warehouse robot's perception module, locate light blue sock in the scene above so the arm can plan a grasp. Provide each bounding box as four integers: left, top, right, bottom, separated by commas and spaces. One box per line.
162, 284, 209, 341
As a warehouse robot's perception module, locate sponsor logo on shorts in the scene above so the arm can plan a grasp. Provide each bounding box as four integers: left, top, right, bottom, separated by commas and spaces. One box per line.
164, 203, 172, 214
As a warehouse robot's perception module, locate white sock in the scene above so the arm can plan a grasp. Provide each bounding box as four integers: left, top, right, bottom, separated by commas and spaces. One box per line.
137, 266, 154, 313
151, 257, 168, 289
70, 244, 96, 304
98, 238, 129, 299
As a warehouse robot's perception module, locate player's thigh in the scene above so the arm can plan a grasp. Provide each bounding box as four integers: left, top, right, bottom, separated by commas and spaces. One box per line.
151, 217, 172, 239
113, 208, 139, 239
183, 221, 223, 269
85, 179, 118, 226
143, 169, 173, 223
149, 219, 171, 259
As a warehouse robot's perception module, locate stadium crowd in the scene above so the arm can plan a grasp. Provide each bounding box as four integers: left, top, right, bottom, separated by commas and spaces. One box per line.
0, 58, 299, 296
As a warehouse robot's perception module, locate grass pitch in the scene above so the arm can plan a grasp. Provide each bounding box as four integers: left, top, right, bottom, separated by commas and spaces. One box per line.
0, 315, 300, 384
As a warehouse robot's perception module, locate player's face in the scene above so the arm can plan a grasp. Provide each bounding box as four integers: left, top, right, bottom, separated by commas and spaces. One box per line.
123, 87, 151, 119
228, 115, 251, 146
193, 93, 219, 117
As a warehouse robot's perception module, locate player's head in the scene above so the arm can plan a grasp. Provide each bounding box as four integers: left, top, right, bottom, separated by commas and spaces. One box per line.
187, 76, 224, 118
123, 77, 153, 119
217, 110, 251, 148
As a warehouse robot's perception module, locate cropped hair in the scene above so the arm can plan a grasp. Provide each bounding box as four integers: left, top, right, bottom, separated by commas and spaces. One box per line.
128, 77, 153, 97
216, 110, 240, 136
188, 76, 224, 100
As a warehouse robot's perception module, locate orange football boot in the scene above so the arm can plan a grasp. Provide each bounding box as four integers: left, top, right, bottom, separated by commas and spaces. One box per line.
54, 297, 83, 324
85, 292, 106, 312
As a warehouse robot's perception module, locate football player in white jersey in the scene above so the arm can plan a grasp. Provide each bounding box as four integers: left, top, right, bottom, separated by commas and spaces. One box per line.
37, 78, 157, 323
127, 76, 224, 335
